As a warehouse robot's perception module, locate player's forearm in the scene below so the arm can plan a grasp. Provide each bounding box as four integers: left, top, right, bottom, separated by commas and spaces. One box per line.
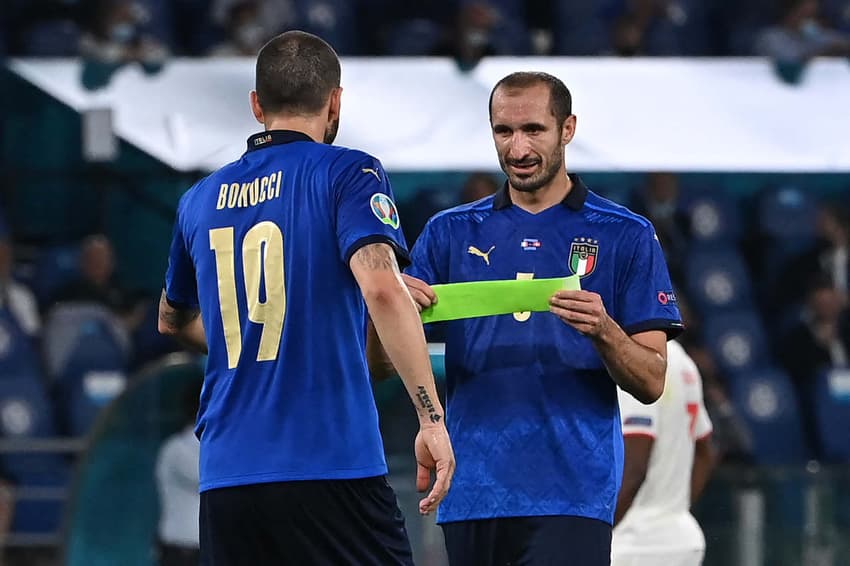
592, 324, 666, 404
365, 288, 444, 425
691, 436, 716, 505
366, 319, 396, 381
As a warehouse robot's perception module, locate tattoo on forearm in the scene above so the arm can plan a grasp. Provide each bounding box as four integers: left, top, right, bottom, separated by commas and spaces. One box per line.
159, 292, 199, 330
353, 243, 398, 271
416, 385, 442, 423
159, 307, 199, 330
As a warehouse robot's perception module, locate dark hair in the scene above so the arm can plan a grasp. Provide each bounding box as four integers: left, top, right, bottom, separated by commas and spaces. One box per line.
488, 72, 573, 126
255, 30, 341, 116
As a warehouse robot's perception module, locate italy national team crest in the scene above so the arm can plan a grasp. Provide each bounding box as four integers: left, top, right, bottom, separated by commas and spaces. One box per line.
370, 193, 399, 230
569, 237, 599, 277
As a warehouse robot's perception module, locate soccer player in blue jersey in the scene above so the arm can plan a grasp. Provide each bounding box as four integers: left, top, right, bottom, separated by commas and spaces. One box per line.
400, 72, 684, 565
157, 31, 454, 566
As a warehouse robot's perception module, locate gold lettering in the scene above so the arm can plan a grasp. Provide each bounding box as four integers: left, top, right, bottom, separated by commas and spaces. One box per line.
259, 176, 268, 203
238, 183, 251, 208
216, 184, 228, 210
275, 170, 282, 198
249, 178, 259, 206
227, 183, 239, 209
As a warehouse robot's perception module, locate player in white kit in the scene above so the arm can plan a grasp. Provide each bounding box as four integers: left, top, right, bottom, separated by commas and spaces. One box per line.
612, 340, 716, 566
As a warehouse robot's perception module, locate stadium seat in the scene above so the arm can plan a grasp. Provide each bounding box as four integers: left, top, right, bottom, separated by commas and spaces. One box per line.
727, 368, 808, 465
685, 247, 754, 313
43, 303, 130, 381
386, 19, 443, 55
642, 0, 713, 56
0, 376, 70, 534
682, 191, 741, 244
295, 0, 358, 55
757, 185, 819, 243
0, 308, 41, 380
55, 319, 129, 436
813, 368, 850, 463
552, 0, 620, 55
702, 311, 770, 375
22, 20, 80, 57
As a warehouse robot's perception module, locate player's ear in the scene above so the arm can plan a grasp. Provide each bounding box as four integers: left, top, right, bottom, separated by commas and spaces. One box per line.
328, 87, 342, 122
562, 114, 577, 146
249, 90, 264, 125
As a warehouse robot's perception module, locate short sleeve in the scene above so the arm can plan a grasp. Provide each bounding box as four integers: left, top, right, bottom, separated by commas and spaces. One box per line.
333, 153, 409, 267
405, 217, 447, 285
164, 209, 199, 309
618, 387, 659, 438
616, 224, 683, 338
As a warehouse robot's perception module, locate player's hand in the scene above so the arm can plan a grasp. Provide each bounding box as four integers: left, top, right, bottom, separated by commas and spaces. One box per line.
549, 290, 613, 338
402, 274, 437, 313
414, 423, 455, 515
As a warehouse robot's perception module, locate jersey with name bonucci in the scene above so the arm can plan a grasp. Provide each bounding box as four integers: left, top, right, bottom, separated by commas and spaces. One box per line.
165, 130, 408, 492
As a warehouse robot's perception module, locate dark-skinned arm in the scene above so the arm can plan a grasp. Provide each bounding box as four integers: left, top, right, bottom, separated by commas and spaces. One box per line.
614, 434, 653, 525
691, 434, 717, 506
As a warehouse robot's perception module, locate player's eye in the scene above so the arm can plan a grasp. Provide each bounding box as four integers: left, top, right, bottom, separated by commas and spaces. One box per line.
493, 125, 511, 136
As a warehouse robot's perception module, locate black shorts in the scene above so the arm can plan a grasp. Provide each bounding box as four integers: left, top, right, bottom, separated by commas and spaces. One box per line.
200, 476, 413, 566
441, 515, 612, 566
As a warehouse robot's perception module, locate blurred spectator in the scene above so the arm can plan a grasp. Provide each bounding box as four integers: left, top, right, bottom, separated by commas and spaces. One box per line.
459, 171, 498, 204
754, 0, 850, 63
776, 204, 850, 308
433, 2, 500, 70
53, 235, 145, 329
155, 380, 201, 566
780, 276, 849, 458
631, 172, 690, 283
208, 1, 272, 56
79, 0, 168, 89
780, 277, 849, 389
0, 236, 41, 339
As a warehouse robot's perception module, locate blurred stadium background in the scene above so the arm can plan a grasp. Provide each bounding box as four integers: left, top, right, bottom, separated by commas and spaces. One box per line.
1, 0, 849, 565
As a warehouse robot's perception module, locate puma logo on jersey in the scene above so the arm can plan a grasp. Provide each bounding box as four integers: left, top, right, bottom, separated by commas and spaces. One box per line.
468, 245, 495, 266
362, 168, 381, 181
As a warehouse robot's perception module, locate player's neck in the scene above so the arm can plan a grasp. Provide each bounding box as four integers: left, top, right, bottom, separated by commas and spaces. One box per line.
509, 168, 572, 214
263, 117, 324, 143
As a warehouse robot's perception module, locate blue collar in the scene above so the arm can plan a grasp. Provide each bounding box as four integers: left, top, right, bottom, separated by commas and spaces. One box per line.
493, 173, 588, 211
246, 130, 315, 152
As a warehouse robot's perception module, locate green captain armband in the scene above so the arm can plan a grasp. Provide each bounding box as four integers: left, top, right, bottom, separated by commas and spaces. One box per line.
420, 276, 581, 324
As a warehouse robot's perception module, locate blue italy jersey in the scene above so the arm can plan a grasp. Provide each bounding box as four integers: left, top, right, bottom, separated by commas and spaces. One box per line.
407, 174, 682, 524
164, 130, 407, 492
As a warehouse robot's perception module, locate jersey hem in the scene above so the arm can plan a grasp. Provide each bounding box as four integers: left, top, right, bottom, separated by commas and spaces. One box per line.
437, 510, 614, 526
199, 465, 389, 492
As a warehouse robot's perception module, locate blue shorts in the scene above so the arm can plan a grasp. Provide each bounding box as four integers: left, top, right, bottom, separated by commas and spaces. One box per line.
200, 476, 413, 566
442, 515, 612, 566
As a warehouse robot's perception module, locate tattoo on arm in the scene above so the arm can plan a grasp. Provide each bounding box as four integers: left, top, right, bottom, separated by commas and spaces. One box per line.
352, 243, 398, 272
159, 291, 200, 331
416, 385, 442, 423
